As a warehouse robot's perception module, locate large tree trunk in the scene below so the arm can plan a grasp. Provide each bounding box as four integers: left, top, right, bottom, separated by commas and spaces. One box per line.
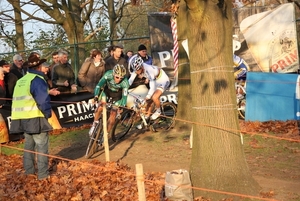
177, 0, 193, 127
183, 0, 260, 199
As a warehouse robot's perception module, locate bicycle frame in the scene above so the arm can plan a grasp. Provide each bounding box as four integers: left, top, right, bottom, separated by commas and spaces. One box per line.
128, 92, 151, 127
110, 92, 177, 142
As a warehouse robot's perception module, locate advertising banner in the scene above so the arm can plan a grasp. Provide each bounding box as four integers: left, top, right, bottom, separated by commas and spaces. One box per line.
0, 91, 95, 139
148, 12, 176, 83
233, 3, 299, 73
0, 87, 178, 139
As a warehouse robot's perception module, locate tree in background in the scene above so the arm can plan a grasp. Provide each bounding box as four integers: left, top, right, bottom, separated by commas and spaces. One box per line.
0, 0, 167, 68
0, 0, 25, 55
120, 0, 167, 52
1, 0, 126, 67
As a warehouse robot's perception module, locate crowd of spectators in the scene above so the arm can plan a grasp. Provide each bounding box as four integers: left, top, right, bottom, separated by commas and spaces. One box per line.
0, 43, 152, 105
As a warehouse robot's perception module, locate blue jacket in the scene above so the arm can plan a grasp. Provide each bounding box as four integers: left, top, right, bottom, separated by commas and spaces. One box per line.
28, 69, 52, 118
10, 69, 53, 134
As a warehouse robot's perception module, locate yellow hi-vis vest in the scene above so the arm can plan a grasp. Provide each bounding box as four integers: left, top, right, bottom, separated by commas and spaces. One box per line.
11, 73, 46, 120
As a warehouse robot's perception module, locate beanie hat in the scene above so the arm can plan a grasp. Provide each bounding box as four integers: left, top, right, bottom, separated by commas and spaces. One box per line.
0, 60, 9, 66
115, 43, 124, 49
138, 44, 147, 51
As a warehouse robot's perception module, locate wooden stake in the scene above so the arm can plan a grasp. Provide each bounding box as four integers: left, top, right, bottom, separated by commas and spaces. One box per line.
136, 163, 146, 201
102, 104, 110, 162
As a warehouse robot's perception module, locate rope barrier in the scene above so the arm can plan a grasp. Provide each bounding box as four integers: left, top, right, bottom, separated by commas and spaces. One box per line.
1, 79, 299, 200
0, 144, 281, 201
190, 65, 234, 73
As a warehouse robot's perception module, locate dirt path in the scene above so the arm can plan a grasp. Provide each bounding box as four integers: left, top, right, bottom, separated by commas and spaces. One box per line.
50, 127, 300, 200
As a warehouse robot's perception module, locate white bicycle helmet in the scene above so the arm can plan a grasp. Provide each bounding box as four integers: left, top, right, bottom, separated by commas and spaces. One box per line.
130, 56, 143, 71
113, 64, 126, 77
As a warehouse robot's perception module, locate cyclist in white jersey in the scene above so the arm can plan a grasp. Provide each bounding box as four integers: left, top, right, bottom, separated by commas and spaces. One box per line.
129, 56, 170, 121
233, 54, 250, 80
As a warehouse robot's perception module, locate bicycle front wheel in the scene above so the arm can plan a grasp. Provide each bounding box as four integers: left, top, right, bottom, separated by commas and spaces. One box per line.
111, 110, 135, 142
150, 102, 177, 132
85, 121, 104, 159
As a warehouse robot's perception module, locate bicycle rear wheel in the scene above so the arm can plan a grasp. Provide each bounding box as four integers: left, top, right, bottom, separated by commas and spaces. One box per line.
237, 96, 246, 120
111, 110, 135, 142
85, 121, 104, 159
150, 102, 177, 132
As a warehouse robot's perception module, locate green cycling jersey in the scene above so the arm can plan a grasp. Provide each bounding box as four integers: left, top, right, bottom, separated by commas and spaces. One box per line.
94, 70, 129, 107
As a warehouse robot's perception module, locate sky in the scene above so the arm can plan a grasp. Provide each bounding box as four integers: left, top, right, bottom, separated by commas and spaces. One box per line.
0, 1, 52, 54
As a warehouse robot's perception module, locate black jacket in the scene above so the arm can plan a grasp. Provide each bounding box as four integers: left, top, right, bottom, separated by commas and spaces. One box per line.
10, 64, 25, 79
4, 72, 18, 99
0, 84, 6, 106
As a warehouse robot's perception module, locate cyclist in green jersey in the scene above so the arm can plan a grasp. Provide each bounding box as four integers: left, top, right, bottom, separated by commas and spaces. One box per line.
89, 64, 129, 136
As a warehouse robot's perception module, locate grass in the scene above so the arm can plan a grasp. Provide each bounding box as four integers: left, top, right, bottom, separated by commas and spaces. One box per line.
1, 142, 24, 155
0, 129, 88, 156
242, 133, 300, 181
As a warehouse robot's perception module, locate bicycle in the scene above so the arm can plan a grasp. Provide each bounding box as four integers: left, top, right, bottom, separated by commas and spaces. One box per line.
85, 98, 116, 159
110, 92, 177, 142
235, 81, 246, 120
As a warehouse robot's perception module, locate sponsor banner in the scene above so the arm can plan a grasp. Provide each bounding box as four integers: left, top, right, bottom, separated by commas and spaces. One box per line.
148, 12, 176, 82
0, 91, 95, 134
50, 91, 95, 128
1, 88, 177, 136
233, 3, 299, 73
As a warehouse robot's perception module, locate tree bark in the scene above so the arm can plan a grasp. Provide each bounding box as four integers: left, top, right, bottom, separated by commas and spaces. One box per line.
183, 0, 260, 199
177, 0, 193, 127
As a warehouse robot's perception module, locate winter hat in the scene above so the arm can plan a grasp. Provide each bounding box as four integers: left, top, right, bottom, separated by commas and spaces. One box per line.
0, 60, 9, 67
138, 44, 147, 51
115, 43, 124, 49
27, 54, 47, 68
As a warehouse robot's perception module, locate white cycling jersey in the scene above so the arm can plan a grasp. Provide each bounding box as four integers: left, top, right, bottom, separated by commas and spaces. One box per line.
128, 63, 170, 99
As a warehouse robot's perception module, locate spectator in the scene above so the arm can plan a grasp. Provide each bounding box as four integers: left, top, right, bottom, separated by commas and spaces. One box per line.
85, 48, 98, 62
5, 54, 25, 98
137, 44, 152, 64
0, 60, 10, 74
105, 45, 128, 76
11, 54, 25, 79
78, 49, 105, 93
40, 62, 52, 88
115, 43, 125, 58
23, 52, 41, 75
128, 44, 152, 74
125, 50, 134, 61
0, 67, 6, 108
50, 51, 59, 66
10, 54, 55, 180
51, 51, 77, 93
104, 45, 114, 62
47, 51, 59, 88
0, 60, 13, 98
